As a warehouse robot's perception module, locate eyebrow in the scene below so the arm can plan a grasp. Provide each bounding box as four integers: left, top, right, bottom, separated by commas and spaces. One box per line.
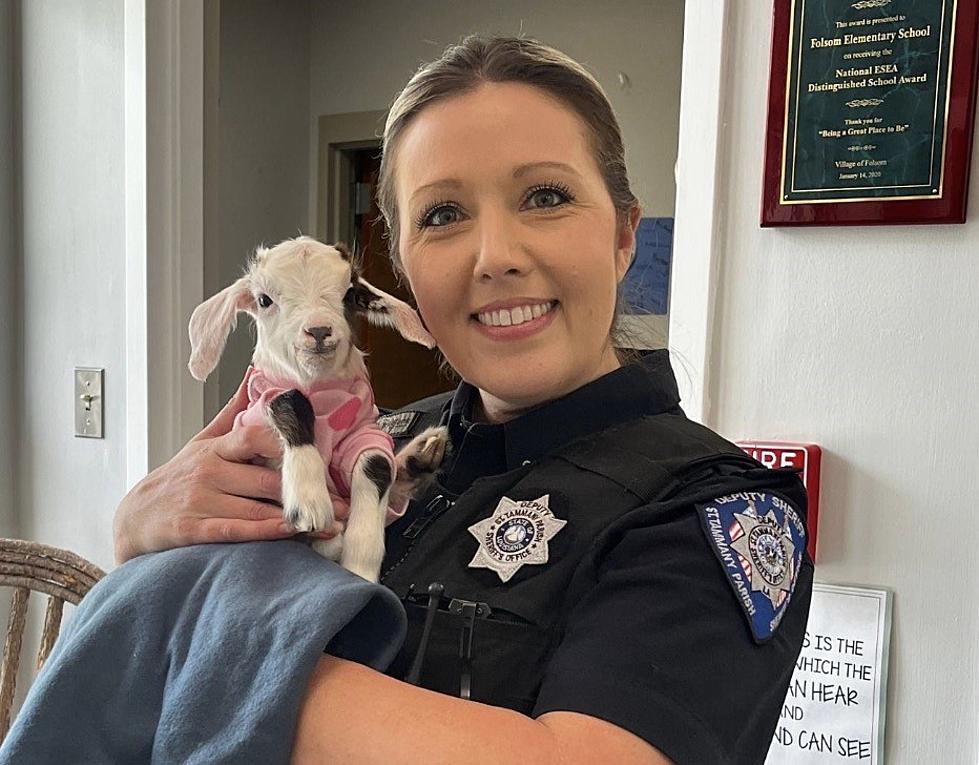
409, 178, 464, 208
512, 161, 581, 179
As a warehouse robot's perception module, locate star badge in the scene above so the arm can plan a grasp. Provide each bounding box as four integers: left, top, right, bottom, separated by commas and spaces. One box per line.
467, 494, 566, 583
729, 499, 797, 609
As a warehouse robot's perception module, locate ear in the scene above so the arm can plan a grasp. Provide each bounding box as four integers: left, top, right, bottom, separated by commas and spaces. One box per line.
188, 277, 255, 381
615, 206, 642, 282
344, 277, 436, 349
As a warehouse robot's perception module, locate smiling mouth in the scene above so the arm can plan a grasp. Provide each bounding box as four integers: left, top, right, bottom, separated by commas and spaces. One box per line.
473, 301, 557, 327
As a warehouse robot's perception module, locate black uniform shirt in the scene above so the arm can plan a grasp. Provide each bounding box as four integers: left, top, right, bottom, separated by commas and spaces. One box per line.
441, 352, 680, 491
382, 352, 813, 765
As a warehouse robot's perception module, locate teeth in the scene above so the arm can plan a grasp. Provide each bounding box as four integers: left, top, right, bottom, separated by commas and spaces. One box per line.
476, 301, 554, 328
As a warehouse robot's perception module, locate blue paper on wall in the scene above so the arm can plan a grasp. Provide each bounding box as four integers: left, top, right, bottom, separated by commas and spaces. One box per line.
622, 217, 673, 315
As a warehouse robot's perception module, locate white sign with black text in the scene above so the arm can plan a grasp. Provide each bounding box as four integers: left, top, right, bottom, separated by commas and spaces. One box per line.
766, 583, 892, 764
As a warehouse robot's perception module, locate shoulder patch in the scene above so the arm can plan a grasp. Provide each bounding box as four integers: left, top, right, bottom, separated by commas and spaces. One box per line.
697, 491, 806, 643
376, 410, 422, 438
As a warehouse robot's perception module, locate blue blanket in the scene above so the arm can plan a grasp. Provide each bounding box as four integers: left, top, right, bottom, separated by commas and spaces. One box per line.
0, 540, 407, 764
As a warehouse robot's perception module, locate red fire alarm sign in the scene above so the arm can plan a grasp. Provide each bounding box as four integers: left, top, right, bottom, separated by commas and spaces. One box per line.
735, 442, 821, 561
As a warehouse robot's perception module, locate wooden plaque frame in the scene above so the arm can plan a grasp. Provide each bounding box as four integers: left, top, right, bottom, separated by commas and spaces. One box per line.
761, 0, 979, 226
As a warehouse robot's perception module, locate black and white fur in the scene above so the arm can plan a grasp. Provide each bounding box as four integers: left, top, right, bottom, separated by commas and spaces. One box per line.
187, 236, 448, 582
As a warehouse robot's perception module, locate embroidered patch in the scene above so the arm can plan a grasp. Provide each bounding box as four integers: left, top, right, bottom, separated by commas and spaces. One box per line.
376, 411, 421, 438
697, 491, 806, 643
467, 495, 566, 583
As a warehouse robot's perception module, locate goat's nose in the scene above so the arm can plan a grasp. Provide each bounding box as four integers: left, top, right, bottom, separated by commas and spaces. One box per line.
305, 326, 333, 343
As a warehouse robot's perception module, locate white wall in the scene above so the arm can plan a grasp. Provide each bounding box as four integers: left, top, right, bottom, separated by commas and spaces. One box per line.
17, 0, 126, 571
704, 3, 979, 762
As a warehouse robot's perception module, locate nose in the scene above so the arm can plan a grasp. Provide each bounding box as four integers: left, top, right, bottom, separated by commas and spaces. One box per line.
473, 210, 532, 281
304, 326, 333, 344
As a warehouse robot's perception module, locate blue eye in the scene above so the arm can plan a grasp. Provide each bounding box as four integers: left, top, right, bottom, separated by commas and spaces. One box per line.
428, 206, 461, 227
416, 202, 462, 229
524, 183, 575, 210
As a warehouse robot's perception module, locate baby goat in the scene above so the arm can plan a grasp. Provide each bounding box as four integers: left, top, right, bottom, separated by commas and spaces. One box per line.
187, 236, 447, 582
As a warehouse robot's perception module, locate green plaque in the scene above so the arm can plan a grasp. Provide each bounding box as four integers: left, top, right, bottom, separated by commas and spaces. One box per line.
782, 0, 958, 203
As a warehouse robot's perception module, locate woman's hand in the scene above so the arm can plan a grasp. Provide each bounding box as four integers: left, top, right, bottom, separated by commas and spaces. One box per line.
112, 368, 340, 565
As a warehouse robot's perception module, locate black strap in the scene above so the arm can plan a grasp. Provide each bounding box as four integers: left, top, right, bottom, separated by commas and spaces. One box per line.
405, 582, 444, 686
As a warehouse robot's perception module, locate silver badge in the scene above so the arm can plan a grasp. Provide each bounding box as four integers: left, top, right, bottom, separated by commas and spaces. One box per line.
730, 500, 797, 609
467, 494, 566, 583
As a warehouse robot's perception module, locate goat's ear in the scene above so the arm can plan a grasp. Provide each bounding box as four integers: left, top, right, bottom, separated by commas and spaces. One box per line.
344, 277, 436, 349
188, 277, 255, 381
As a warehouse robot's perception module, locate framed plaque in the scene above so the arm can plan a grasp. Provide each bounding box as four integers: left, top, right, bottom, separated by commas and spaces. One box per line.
762, 0, 979, 226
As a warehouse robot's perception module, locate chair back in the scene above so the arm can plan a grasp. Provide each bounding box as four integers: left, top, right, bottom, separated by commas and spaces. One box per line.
0, 538, 105, 742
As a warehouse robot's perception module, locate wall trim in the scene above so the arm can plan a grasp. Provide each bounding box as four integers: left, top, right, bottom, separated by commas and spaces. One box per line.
125, 0, 204, 485
669, 0, 730, 425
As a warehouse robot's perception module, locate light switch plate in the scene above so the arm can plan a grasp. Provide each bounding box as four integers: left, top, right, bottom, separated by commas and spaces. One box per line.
74, 367, 104, 438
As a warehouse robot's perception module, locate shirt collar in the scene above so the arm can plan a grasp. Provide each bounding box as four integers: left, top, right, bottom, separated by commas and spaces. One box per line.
445, 349, 681, 472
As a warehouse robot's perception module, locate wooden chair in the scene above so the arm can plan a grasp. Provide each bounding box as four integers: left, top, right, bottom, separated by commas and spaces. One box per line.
0, 538, 105, 742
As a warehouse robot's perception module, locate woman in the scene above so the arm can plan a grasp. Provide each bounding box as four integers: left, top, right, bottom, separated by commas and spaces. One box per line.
114, 36, 812, 765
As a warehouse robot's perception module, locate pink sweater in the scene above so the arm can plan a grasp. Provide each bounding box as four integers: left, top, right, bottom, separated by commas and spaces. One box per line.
234, 369, 408, 526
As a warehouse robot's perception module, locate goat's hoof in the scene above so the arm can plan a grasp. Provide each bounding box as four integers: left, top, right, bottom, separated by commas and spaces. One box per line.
396, 426, 450, 481
312, 534, 343, 562
284, 491, 334, 533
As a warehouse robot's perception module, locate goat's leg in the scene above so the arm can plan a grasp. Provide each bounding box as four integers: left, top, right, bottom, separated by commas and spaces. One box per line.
267, 390, 337, 556
338, 450, 392, 582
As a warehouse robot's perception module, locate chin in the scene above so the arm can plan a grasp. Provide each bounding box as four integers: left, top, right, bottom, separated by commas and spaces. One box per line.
297, 350, 337, 379
474, 362, 576, 411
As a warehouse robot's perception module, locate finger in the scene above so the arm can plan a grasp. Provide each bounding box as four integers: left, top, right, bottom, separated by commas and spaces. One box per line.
213, 423, 284, 464
191, 515, 296, 545
213, 462, 283, 504
207, 492, 284, 523
196, 365, 255, 441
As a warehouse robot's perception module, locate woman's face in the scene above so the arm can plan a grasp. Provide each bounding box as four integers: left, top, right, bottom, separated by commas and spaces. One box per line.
394, 81, 638, 420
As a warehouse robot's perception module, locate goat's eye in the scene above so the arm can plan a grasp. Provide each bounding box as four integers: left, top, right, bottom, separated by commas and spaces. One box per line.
257, 293, 273, 308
